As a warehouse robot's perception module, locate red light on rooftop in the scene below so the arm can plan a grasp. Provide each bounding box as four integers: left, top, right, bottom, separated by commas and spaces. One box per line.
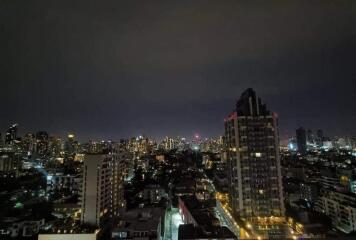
226, 111, 237, 121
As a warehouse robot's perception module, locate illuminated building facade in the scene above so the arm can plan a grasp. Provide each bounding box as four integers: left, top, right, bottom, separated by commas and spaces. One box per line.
48, 136, 62, 157
0, 150, 21, 177
21, 133, 36, 155
225, 88, 285, 220
315, 188, 356, 233
5, 124, 18, 145
65, 134, 78, 157
36, 131, 49, 158
81, 146, 125, 226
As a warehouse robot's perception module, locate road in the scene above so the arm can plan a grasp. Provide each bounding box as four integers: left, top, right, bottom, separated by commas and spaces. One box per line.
164, 207, 183, 240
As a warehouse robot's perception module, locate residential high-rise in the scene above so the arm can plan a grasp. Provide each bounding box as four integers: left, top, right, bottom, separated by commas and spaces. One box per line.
296, 127, 307, 154
81, 146, 125, 226
5, 124, 18, 145
224, 88, 285, 220
307, 129, 314, 143
36, 131, 49, 158
65, 134, 78, 157
48, 136, 62, 157
22, 133, 36, 155
0, 150, 21, 177
163, 136, 175, 151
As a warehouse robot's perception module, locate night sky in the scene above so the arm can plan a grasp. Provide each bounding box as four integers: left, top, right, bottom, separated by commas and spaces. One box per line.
1, 0, 356, 141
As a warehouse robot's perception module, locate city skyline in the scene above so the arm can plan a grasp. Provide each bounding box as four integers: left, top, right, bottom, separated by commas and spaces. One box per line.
1, 0, 356, 140
1, 1, 356, 239
0, 88, 355, 240
0, 121, 352, 144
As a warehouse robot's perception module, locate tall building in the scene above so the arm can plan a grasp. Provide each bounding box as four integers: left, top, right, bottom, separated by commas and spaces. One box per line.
0, 150, 21, 177
296, 127, 307, 154
22, 133, 36, 155
48, 136, 62, 157
307, 129, 314, 143
224, 88, 285, 221
163, 136, 175, 151
81, 146, 125, 226
316, 129, 324, 147
5, 124, 18, 145
36, 131, 49, 158
316, 129, 323, 140
65, 134, 78, 157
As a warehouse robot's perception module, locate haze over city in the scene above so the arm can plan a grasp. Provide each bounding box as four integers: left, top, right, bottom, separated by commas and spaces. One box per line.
1, 1, 356, 240
1, 0, 356, 140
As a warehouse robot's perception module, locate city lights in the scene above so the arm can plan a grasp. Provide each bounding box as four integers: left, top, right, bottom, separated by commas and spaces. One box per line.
0, 1, 354, 238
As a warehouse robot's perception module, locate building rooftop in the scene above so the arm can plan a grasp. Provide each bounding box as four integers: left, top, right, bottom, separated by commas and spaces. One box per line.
178, 224, 237, 240
235, 88, 269, 117
179, 196, 219, 227
115, 207, 165, 232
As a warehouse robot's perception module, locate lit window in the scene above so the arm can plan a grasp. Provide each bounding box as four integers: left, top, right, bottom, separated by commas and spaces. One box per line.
255, 152, 261, 157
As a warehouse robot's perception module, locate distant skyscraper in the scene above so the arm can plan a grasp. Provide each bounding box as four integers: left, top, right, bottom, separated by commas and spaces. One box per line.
317, 129, 323, 140
5, 124, 18, 145
296, 127, 307, 154
307, 129, 314, 143
316, 129, 324, 147
81, 146, 125, 226
225, 88, 285, 220
36, 131, 49, 157
22, 133, 36, 154
65, 134, 78, 157
163, 136, 175, 151
48, 136, 62, 157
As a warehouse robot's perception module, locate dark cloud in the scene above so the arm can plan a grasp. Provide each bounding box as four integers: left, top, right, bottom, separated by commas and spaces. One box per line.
1, 0, 355, 140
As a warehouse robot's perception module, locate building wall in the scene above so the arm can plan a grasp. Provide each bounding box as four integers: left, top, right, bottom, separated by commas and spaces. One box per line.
81, 149, 125, 226
38, 233, 97, 240
315, 189, 356, 233
81, 154, 102, 225
225, 89, 285, 220
178, 198, 197, 226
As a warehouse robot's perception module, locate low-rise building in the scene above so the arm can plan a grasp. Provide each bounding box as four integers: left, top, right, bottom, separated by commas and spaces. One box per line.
315, 189, 356, 233
1, 217, 45, 238
38, 223, 100, 240
46, 171, 81, 195
178, 196, 219, 227
111, 207, 166, 240
299, 182, 319, 203
178, 224, 237, 240
142, 184, 166, 204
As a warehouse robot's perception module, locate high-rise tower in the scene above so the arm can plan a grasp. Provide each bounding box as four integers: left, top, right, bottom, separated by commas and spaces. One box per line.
5, 124, 18, 145
81, 145, 125, 226
296, 127, 307, 154
225, 88, 285, 221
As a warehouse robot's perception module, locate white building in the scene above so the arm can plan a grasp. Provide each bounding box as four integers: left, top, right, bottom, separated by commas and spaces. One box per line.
315, 189, 356, 233
81, 148, 125, 226
38, 231, 99, 240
